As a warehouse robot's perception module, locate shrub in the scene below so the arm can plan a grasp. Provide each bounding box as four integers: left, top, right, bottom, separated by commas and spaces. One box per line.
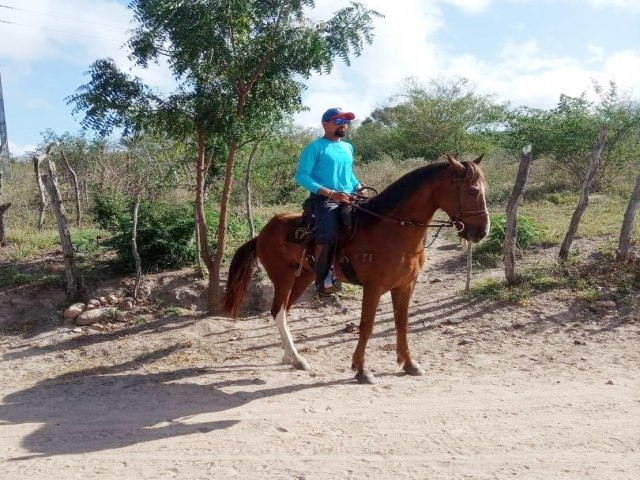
475, 214, 546, 267
110, 200, 196, 272
92, 190, 196, 272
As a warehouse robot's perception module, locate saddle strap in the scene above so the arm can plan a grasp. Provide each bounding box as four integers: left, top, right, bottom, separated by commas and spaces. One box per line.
339, 250, 362, 286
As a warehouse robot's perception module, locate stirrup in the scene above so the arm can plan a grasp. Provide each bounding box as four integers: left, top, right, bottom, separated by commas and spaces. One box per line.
315, 280, 342, 297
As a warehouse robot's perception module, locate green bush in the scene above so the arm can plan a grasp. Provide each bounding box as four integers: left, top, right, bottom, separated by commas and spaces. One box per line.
92, 190, 196, 272
112, 201, 196, 272
92, 187, 129, 231
475, 214, 546, 266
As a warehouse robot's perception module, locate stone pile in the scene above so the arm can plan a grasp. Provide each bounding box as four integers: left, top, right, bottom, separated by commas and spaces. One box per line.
63, 294, 136, 326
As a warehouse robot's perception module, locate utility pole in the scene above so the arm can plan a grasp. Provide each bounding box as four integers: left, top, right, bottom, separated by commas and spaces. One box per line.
0, 69, 10, 179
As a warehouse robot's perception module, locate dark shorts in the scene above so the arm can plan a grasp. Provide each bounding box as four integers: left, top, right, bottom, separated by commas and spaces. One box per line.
309, 193, 341, 244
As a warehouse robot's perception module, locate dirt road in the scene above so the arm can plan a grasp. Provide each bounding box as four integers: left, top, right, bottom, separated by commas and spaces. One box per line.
1, 240, 638, 479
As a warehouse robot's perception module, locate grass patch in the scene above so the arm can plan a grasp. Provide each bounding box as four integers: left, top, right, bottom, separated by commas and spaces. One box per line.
465, 262, 593, 305
0, 268, 33, 287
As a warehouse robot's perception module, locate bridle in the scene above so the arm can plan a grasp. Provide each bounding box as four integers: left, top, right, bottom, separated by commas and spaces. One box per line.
448, 172, 490, 232
351, 164, 489, 233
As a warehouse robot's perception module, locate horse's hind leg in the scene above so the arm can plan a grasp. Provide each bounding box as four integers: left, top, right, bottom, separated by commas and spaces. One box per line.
391, 283, 425, 376
271, 271, 310, 371
286, 270, 314, 311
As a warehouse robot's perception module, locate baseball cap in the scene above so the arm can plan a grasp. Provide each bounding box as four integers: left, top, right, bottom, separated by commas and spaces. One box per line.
321, 107, 355, 123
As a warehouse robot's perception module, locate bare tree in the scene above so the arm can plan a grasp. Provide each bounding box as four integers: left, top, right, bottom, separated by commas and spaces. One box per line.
244, 141, 261, 239
60, 149, 82, 228
0, 171, 11, 246
504, 145, 533, 283
131, 189, 143, 302
34, 151, 50, 230
616, 172, 640, 262
559, 126, 607, 261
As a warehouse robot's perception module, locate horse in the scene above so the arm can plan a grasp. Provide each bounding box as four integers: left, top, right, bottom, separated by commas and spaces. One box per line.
223, 155, 489, 383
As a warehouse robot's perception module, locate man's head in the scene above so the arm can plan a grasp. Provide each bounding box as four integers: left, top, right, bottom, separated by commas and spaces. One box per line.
321, 107, 355, 140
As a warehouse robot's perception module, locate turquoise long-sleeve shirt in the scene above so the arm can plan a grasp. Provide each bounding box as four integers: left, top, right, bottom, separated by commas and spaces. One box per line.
294, 137, 360, 194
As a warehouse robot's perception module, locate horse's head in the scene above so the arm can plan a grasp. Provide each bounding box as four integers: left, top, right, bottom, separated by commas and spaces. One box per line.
438, 154, 490, 243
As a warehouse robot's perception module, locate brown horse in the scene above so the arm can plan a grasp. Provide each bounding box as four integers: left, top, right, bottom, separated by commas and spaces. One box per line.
224, 155, 489, 383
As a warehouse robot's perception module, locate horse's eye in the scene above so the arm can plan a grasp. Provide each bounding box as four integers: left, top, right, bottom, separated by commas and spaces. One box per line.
468, 186, 481, 196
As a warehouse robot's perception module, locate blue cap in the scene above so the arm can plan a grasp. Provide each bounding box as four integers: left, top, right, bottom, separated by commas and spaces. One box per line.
321, 107, 355, 123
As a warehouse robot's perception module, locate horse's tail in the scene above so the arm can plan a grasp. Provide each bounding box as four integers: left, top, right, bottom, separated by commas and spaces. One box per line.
223, 237, 258, 318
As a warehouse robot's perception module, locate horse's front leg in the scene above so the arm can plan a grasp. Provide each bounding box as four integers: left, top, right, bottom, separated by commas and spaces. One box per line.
391, 282, 425, 376
352, 286, 383, 384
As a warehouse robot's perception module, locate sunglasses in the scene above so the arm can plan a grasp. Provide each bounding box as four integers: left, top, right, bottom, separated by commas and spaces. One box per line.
332, 118, 351, 125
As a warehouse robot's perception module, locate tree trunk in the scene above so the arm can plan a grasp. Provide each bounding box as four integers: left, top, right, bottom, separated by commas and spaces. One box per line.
132, 190, 143, 303
245, 141, 260, 239
616, 172, 640, 262
60, 149, 82, 228
0, 171, 11, 247
210, 141, 240, 312
34, 155, 48, 230
43, 160, 78, 300
194, 206, 203, 275
194, 128, 215, 309
504, 145, 533, 284
559, 126, 607, 261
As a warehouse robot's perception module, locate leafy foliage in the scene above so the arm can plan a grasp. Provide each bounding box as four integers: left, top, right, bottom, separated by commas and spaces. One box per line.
351, 77, 508, 162
502, 82, 640, 189
92, 190, 196, 272
474, 214, 546, 266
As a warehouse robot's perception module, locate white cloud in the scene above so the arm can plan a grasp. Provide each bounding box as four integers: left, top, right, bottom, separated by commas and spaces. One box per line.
589, 0, 640, 8
439, 0, 495, 13
298, 0, 640, 125
8, 140, 35, 157
0, 0, 131, 63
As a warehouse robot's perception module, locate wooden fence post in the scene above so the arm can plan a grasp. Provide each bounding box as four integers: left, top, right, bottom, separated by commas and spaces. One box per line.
43, 159, 79, 300
559, 126, 607, 261
616, 172, 640, 262
504, 145, 533, 284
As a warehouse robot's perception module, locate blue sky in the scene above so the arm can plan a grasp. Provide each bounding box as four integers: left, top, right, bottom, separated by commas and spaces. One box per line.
1, 0, 639, 156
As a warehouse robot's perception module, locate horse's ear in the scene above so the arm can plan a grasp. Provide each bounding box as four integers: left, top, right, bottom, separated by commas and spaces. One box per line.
473, 154, 485, 165
447, 154, 465, 175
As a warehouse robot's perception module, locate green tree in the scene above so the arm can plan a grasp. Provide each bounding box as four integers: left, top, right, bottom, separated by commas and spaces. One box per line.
351, 77, 508, 162
68, 0, 381, 312
503, 82, 640, 189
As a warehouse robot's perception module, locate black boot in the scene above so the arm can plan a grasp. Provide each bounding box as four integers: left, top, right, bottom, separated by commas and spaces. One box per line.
314, 243, 340, 296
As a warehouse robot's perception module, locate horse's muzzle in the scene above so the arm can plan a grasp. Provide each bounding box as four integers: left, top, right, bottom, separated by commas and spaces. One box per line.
458, 222, 489, 243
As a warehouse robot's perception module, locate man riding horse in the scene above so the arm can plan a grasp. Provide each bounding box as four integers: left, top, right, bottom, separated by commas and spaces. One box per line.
294, 107, 363, 296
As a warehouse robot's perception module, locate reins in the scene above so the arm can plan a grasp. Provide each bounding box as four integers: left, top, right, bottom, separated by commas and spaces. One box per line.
349, 164, 489, 248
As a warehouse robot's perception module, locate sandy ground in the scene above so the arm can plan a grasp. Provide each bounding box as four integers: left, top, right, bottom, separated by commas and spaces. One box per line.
1, 239, 639, 479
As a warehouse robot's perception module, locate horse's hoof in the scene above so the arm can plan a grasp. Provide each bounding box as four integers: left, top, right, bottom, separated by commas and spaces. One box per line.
403, 361, 426, 376
294, 359, 310, 371
355, 370, 376, 384
282, 355, 310, 371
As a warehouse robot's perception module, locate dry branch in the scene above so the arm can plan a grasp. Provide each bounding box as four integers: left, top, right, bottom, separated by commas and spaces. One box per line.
0, 171, 10, 246
60, 149, 82, 228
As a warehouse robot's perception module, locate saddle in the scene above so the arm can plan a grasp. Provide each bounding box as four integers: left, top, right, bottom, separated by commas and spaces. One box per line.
285, 197, 359, 247
284, 193, 374, 287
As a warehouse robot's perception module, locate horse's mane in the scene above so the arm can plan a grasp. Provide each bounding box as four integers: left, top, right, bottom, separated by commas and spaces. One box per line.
361, 160, 483, 218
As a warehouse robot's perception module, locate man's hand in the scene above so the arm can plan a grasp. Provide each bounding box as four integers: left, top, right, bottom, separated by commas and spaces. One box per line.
332, 191, 352, 204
